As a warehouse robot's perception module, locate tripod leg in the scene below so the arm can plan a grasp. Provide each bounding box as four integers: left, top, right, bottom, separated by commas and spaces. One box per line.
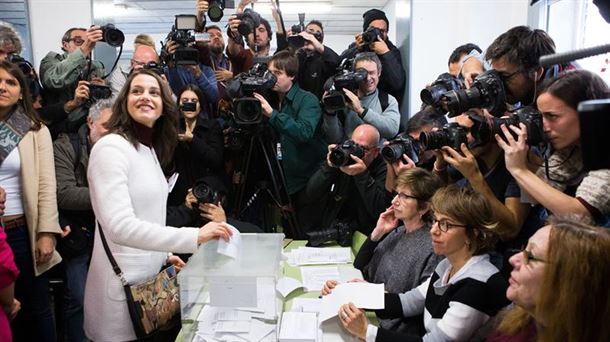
233, 134, 256, 214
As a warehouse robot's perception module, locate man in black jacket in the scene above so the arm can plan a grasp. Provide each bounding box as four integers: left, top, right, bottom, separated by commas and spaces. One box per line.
303, 124, 391, 236
339, 9, 406, 105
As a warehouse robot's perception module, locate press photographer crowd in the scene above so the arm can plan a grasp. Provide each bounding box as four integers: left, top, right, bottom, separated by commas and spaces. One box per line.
0, 0, 609, 340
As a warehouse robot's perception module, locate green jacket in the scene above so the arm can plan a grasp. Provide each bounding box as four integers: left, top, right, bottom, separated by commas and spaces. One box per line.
268, 84, 326, 195
39, 49, 105, 133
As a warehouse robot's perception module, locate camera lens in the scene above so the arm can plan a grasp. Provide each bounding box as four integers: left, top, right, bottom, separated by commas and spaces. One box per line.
208, 0, 224, 22
329, 148, 350, 168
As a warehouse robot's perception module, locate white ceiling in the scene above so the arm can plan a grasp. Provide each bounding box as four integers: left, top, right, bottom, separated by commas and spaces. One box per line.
93, 0, 389, 36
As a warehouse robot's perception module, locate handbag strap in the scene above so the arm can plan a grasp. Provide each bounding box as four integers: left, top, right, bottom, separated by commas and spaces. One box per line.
97, 222, 129, 286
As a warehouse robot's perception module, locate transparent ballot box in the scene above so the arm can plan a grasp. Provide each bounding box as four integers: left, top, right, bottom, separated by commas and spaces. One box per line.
178, 233, 285, 341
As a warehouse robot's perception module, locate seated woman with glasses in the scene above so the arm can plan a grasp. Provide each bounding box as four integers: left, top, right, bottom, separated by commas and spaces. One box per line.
337, 185, 510, 341
487, 216, 610, 342
166, 84, 224, 228
322, 167, 443, 335
497, 70, 610, 227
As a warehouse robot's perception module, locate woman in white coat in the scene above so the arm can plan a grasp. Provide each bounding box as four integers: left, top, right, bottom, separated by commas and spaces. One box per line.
83, 69, 232, 341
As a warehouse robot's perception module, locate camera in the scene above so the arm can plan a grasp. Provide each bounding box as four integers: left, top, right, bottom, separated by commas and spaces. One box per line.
442, 70, 507, 117
180, 102, 197, 112
225, 63, 277, 125
306, 221, 352, 247
192, 179, 221, 205
579, 99, 610, 171
8, 54, 33, 75
88, 84, 112, 101
100, 24, 125, 47
419, 122, 468, 151
361, 27, 383, 45
382, 134, 420, 164
421, 72, 464, 107
207, 0, 225, 22
322, 59, 367, 113
287, 13, 307, 48
142, 61, 164, 76
163, 14, 200, 66
236, 9, 262, 36
329, 140, 365, 168
468, 106, 545, 148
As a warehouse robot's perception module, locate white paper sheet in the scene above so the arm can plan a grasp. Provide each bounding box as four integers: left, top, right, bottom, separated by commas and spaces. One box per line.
217, 225, 242, 259
246, 319, 277, 342
286, 247, 351, 266
290, 298, 322, 313
216, 309, 252, 321
215, 320, 251, 333
209, 276, 257, 307
319, 282, 385, 322
276, 277, 304, 297
300, 266, 340, 292
278, 312, 318, 342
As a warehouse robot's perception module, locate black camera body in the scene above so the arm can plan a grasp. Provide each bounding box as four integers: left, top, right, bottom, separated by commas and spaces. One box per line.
322, 59, 367, 113
469, 106, 545, 147
100, 24, 125, 47
236, 9, 262, 36
226, 63, 277, 125
421, 72, 464, 107
192, 180, 221, 205
164, 15, 200, 66
419, 122, 468, 151
362, 27, 383, 45
443, 70, 507, 117
382, 134, 420, 164
88, 84, 112, 101
306, 221, 353, 247
180, 102, 197, 112
329, 140, 365, 168
142, 61, 164, 76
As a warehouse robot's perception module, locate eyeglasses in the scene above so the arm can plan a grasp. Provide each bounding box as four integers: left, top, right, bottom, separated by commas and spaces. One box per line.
431, 218, 467, 232
395, 192, 419, 201
498, 69, 522, 83
66, 38, 85, 46
508, 248, 548, 265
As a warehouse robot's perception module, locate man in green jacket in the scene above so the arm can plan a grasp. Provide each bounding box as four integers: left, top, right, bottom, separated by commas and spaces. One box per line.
253, 50, 326, 237
40, 26, 106, 136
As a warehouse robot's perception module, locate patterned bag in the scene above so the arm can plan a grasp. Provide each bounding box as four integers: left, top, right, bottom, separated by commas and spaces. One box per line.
98, 224, 180, 339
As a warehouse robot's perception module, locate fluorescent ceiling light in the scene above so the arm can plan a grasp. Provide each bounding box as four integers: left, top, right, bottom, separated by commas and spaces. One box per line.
94, 3, 130, 17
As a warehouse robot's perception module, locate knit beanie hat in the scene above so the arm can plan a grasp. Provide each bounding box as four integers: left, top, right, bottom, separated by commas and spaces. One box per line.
362, 9, 389, 31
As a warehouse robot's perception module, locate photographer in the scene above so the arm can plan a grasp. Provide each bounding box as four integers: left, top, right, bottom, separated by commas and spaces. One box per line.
53, 98, 113, 342
447, 43, 481, 77
0, 21, 21, 60
339, 9, 405, 105
497, 70, 610, 226
290, 20, 340, 100
322, 52, 400, 143
251, 51, 327, 202
461, 26, 563, 108
39, 26, 106, 135
194, 25, 234, 104
431, 110, 531, 242
303, 124, 390, 236
107, 43, 159, 96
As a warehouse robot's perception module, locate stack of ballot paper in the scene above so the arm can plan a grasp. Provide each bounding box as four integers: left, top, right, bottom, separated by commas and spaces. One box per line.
284, 247, 351, 266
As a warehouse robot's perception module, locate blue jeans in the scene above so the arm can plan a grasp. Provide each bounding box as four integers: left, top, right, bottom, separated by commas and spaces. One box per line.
6, 225, 56, 342
63, 253, 89, 342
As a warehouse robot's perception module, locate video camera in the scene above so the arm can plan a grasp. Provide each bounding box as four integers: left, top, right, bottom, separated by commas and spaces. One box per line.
420, 72, 464, 107
306, 220, 352, 247
322, 59, 367, 113
442, 70, 507, 117
419, 122, 468, 151
163, 14, 200, 66
329, 140, 365, 167
382, 134, 420, 164
468, 106, 545, 148
225, 63, 277, 125
236, 8, 262, 36
99, 24, 125, 47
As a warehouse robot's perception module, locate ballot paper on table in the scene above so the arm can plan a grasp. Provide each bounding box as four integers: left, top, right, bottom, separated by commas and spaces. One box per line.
290, 298, 322, 313
276, 276, 304, 297
217, 225, 242, 259
300, 266, 340, 292
319, 282, 385, 322
278, 312, 318, 342
286, 247, 351, 266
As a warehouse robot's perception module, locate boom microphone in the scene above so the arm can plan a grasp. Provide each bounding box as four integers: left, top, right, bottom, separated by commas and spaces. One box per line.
539, 43, 610, 68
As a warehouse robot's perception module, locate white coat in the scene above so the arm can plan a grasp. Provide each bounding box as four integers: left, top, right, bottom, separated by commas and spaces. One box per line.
84, 134, 199, 341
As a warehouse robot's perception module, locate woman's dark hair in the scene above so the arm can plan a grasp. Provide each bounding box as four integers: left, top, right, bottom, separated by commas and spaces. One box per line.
0, 60, 41, 130
104, 69, 179, 168
537, 70, 609, 111
431, 185, 498, 255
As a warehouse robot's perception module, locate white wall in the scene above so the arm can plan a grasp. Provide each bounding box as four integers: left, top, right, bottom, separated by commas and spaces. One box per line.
28, 0, 93, 70
408, 0, 529, 115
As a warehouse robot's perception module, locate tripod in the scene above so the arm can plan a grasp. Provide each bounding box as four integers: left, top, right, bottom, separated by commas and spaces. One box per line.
232, 125, 301, 238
